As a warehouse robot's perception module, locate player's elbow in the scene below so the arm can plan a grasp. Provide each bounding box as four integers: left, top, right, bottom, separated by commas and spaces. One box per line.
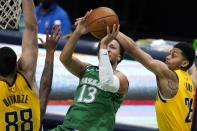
60, 53, 72, 67
26, 22, 37, 33
100, 79, 113, 87
59, 54, 67, 65
100, 75, 113, 86
40, 106, 46, 120
101, 83, 119, 93
100, 75, 120, 93
59, 54, 64, 63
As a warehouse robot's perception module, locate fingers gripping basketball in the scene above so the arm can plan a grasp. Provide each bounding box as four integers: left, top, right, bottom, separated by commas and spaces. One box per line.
86, 7, 119, 39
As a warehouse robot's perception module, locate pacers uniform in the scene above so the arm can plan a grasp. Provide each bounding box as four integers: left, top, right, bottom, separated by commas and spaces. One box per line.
51, 65, 124, 131
155, 70, 195, 131
0, 72, 40, 131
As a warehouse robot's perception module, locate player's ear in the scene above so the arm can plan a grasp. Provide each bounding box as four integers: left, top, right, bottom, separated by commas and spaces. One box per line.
181, 60, 189, 68
118, 55, 121, 62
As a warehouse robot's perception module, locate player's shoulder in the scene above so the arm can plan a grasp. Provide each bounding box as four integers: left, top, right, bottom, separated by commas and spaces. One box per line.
115, 70, 127, 80
115, 70, 129, 88
16, 71, 33, 90
115, 70, 129, 97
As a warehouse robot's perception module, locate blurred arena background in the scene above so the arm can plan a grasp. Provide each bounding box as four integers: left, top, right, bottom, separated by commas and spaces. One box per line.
1, 0, 197, 131
33, 0, 197, 41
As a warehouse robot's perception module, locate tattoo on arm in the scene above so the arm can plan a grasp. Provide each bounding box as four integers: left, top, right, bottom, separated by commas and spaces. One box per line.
39, 53, 54, 120
167, 80, 178, 98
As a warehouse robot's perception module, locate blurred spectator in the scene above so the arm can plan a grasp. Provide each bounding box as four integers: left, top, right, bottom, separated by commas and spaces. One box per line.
35, 0, 71, 35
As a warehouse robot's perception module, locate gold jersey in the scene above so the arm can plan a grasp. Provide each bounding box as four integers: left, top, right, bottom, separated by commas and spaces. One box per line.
0, 72, 40, 131
155, 70, 195, 131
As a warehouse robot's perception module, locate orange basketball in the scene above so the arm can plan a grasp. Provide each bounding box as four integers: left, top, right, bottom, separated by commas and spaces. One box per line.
86, 7, 119, 39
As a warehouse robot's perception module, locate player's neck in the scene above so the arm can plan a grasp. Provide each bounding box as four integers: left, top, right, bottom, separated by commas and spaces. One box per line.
0, 72, 16, 85
112, 64, 117, 71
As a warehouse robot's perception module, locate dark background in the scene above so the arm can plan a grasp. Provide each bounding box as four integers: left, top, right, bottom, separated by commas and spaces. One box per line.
34, 0, 197, 42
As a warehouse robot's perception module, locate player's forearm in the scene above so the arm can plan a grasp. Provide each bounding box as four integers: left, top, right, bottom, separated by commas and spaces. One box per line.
60, 30, 81, 64
116, 32, 153, 62
40, 52, 54, 92
39, 52, 54, 120
39, 52, 54, 95
100, 42, 108, 49
22, 0, 37, 31
99, 49, 120, 93
21, 0, 37, 55
100, 36, 113, 49
40, 89, 50, 120
116, 32, 138, 55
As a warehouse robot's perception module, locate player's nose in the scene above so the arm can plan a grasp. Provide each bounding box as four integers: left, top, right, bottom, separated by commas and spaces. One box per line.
165, 55, 171, 62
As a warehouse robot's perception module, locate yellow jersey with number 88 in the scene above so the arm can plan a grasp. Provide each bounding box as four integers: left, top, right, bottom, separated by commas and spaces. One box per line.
0, 72, 40, 131
155, 70, 195, 131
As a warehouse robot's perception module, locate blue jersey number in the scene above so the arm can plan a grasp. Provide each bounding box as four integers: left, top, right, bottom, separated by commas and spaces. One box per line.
5, 108, 33, 131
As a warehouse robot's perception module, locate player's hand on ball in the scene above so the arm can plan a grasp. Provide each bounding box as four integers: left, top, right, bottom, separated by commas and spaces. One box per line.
74, 10, 92, 35
100, 24, 120, 46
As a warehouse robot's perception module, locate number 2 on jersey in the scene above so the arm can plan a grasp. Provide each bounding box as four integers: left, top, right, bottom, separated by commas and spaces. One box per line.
185, 98, 193, 123
78, 85, 97, 103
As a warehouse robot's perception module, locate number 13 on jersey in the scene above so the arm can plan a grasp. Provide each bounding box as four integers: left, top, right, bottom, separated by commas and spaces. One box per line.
77, 85, 97, 103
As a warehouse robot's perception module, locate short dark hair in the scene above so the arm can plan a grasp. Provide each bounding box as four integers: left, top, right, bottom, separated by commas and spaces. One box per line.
0, 47, 17, 77
174, 42, 195, 70
97, 39, 125, 63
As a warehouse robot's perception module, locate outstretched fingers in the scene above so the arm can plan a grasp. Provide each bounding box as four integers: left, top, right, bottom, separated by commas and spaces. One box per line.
112, 24, 120, 38
45, 23, 49, 40
75, 9, 93, 26
107, 26, 110, 35
38, 37, 46, 48
84, 9, 93, 20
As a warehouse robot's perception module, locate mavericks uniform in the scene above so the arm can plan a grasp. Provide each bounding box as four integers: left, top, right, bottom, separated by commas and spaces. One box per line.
51, 65, 124, 131
0, 72, 40, 131
155, 70, 195, 131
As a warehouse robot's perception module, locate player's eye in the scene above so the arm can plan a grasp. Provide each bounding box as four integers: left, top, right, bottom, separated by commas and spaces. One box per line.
172, 52, 178, 57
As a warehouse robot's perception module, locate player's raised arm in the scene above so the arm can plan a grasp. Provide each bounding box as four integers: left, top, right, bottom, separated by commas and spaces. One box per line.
60, 11, 92, 78
116, 32, 172, 78
17, 0, 38, 88
98, 25, 128, 97
39, 25, 60, 121
116, 32, 180, 99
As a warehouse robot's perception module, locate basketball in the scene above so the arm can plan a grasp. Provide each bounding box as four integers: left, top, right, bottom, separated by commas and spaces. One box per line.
86, 7, 119, 39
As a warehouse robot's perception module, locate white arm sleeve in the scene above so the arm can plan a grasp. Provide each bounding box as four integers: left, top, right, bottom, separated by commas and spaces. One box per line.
99, 49, 120, 93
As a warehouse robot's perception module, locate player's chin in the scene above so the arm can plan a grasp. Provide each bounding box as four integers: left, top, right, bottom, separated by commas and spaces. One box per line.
165, 61, 170, 66
110, 59, 116, 65
165, 62, 171, 69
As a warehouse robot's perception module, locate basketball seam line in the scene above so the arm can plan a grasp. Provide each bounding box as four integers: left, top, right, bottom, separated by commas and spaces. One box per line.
87, 15, 118, 27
